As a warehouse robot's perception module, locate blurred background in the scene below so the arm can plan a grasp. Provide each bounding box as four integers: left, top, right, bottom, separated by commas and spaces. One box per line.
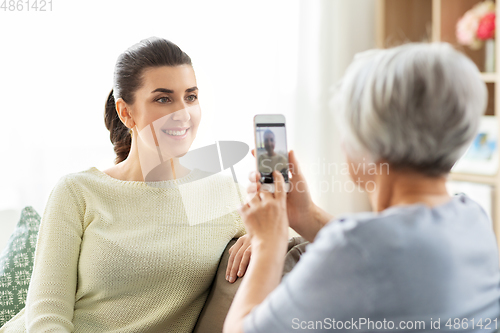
0, 0, 375, 224
5, 0, 499, 246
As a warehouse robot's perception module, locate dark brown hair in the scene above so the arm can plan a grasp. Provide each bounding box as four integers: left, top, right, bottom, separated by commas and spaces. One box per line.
104, 37, 192, 164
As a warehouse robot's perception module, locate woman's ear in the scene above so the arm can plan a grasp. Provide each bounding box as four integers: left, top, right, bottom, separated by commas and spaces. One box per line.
116, 98, 135, 129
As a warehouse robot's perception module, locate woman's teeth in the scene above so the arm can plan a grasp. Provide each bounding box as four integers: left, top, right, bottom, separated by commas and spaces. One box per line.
163, 129, 187, 136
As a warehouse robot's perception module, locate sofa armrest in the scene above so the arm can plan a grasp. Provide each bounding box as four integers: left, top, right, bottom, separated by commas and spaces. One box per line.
192, 239, 242, 333
192, 236, 308, 333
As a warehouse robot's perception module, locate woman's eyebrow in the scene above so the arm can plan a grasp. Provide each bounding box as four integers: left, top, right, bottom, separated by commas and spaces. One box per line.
151, 88, 174, 94
150, 87, 198, 94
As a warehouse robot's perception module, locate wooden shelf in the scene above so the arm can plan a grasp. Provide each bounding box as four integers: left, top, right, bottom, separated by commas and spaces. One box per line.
449, 172, 498, 185
481, 73, 497, 82
376, 0, 432, 47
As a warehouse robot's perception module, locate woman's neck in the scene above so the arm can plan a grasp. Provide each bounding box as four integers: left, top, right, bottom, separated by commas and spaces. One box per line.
110, 138, 191, 182
370, 167, 451, 212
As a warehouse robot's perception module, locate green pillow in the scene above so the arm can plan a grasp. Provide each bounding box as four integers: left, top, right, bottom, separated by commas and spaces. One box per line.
0, 206, 41, 326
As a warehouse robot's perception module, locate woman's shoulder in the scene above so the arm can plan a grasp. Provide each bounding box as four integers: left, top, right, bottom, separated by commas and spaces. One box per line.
43, 168, 101, 208
312, 193, 493, 254
52, 167, 239, 189
55, 166, 103, 182
49, 167, 245, 209
44, 167, 132, 208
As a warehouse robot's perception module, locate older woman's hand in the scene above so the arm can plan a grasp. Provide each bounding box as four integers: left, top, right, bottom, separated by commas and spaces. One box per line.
239, 170, 289, 245
248, 149, 333, 242
223, 171, 290, 333
226, 234, 252, 283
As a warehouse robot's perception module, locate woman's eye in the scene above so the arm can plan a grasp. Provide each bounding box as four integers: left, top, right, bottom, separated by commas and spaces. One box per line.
156, 97, 171, 103
186, 94, 198, 102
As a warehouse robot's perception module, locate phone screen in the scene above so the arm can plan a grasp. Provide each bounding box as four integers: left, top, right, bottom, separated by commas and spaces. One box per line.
255, 123, 289, 184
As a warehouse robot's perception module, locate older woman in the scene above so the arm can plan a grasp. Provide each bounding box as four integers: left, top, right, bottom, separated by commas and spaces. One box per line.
224, 42, 500, 332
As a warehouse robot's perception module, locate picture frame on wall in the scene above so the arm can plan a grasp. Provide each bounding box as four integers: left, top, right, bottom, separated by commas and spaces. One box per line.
452, 116, 499, 175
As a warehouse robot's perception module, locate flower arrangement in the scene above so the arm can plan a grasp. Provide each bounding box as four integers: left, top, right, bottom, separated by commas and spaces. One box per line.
456, 0, 496, 50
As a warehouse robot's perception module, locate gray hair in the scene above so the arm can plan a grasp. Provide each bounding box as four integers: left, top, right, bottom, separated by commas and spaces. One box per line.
333, 42, 487, 176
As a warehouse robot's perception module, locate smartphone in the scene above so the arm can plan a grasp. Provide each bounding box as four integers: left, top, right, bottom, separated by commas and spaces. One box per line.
253, 114, 291, 193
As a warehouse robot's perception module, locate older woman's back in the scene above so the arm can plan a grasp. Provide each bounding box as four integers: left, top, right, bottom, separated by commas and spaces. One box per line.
243, 193, 500, 332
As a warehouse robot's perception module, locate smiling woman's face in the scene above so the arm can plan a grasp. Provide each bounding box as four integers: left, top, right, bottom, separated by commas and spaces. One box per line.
129, 64, 201, 159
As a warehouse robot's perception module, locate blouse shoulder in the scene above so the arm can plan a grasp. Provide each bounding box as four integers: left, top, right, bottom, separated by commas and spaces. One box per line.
50, 167, 102, 189
45, 168, 101, 213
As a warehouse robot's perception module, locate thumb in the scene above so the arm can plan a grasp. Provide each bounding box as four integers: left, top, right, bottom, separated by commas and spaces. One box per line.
289, 150, 304, 179
273, 170, 286, 202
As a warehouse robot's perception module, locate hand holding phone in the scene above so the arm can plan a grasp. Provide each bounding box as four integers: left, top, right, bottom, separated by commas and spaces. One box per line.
248, 149, 334, 242
253, 114, 291, 193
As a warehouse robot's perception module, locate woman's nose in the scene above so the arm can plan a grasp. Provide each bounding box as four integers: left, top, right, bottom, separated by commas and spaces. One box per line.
171, 105, 191, 122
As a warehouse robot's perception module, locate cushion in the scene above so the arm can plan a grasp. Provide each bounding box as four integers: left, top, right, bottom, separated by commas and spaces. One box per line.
192, 236, 309, 333
0, 207, 41, 327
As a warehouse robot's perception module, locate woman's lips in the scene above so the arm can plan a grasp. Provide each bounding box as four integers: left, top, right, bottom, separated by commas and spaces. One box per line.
161, 127, 190, 140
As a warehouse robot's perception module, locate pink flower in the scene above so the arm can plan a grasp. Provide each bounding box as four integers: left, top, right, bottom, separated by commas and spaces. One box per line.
456, 1, 495, 50
477, 12, 496, 40
457, 11, 480, 45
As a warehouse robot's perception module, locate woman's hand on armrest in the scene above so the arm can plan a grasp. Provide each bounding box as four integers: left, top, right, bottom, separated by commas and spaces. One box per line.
226, 234, 252, 283
248, 149, 333, 242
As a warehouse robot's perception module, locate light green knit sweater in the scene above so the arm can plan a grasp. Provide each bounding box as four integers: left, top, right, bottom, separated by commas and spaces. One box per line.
0, 167, 246, 332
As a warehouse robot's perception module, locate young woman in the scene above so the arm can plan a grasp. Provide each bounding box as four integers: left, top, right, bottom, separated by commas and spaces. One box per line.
1, 36, 251, 332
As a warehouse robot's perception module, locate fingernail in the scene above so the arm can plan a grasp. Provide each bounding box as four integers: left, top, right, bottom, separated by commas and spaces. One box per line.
229, 276, 235, 283
237, 271, 242, 276
226, 275, 229, 281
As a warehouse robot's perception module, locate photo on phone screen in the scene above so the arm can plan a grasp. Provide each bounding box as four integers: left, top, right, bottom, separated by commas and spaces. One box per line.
255, 124, 289, 184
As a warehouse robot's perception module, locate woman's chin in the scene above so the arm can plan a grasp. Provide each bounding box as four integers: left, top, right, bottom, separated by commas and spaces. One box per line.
171, 150, 190, 158
154, 129, 197, 159
159, 142, 193, 159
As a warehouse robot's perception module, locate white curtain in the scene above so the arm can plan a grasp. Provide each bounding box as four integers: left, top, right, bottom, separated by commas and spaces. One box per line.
291, 0, 376, 217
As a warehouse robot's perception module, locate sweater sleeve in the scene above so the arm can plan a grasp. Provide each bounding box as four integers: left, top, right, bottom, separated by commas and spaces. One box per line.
25, 176, 84, 332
